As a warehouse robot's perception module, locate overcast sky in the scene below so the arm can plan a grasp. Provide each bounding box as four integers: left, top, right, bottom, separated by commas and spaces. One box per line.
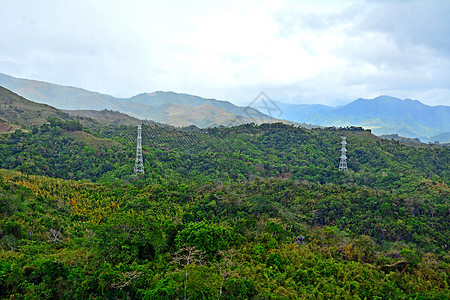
1, 0, 449, 106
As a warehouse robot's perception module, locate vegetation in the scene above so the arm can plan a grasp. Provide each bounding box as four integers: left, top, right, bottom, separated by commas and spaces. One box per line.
0, 87, 72, 128
0, 76, 284, 128
1, 122, 448, 187
0, 119, 449, 299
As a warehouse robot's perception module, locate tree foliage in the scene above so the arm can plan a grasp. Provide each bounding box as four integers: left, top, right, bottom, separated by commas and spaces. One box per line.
0, 122, 449, 299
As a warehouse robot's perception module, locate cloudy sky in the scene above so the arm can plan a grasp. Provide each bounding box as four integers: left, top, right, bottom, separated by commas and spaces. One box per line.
1, 0, 449, 106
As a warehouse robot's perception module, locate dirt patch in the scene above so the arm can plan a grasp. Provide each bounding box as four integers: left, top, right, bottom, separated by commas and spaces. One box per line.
0, 119, 20, 133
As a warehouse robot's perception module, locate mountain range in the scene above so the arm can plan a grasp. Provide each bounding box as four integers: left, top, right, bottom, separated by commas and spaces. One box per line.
1, 72, 449, 142
0, 73, 291, 128
274, 97, 450, 142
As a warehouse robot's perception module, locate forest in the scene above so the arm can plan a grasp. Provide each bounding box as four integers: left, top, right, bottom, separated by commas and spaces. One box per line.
0, 120, 449, 299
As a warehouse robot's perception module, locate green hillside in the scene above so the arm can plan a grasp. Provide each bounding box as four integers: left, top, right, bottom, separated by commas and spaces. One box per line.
0, 117, 449, 298
1, 122, 448, 187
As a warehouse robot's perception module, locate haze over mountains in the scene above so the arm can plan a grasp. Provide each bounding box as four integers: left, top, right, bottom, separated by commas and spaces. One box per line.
0, 73, 280, 128
275, 97, 450, 142
1, 72, 449, 142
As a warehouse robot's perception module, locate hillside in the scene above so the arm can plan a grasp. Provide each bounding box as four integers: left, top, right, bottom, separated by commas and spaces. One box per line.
0, 86, 72, 127
0, 73, 123, 110
63, 109, 164, 127
0, 121, 449, 298
127, 91, 269, 119
0, 73, 286, 128
379, 134, 423, 146
0, 119, 16, 133
1, 76, 449, 298
2, 73, 450, 138
0, 121, 448, 189
275, 96, 450, 142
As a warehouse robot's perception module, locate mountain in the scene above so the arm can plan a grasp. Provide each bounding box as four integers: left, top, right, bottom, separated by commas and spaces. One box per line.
275, 96, 450, 142
0, 119, 16, 133
0, 85, 172, 132
128, 91, 265, 117
379, 134, 423, 146
0, 73, 283, 128
0, 72, 122, 110
0, 84, 163, 130
63, 109, 164, 127
0, 86, 72, 128
430, 132, 450, 144
118, 91, 282, 127
270, 102, 334, 125
4, 72, 447, 138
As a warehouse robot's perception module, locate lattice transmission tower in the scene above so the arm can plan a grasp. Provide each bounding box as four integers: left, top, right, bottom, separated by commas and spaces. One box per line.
133, 125, 144, 175
339, 136, 348, 171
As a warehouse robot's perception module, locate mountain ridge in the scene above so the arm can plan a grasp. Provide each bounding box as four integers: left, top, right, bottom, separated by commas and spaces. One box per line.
0, 73, 280, 128
1, 73, 449, 139
274, 96, 450, 141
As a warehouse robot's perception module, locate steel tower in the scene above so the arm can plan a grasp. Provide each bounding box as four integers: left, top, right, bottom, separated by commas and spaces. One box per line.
339, 136, 348, 171
133, 125, 144, 175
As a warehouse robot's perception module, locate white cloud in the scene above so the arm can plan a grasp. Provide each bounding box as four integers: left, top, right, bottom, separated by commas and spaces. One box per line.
0, 0, 449, 106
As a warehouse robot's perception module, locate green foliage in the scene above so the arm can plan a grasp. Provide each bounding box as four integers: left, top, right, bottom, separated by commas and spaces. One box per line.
47, 117, 83, 131
222, 277, 257, 299
140, 275, 180, 299
175, 222, 233, 258
94, 212, 166, 263
0, 122, 449, 299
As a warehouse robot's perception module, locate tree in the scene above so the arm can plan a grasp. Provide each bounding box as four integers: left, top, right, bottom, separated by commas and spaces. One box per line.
213, 249, 238, 299
172, 245, 206, 300
175, 222, 233, 258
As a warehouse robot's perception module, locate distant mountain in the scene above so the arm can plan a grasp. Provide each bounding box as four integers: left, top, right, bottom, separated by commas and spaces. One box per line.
6, 73, 445, 138
271, 102, 334, 125
120, 91, 281, 127
0, 86, 72, 129
0, 85, 153, 131
430, 132, 450, 144
128, 91, 265, 118
0, 73, 122, 110
63, 109, 164, 128
163, 103, 248, 128
0, 73, 284, 128
0, 86, 142, 148
379, 134, 423, 146
275, 96, 450, 142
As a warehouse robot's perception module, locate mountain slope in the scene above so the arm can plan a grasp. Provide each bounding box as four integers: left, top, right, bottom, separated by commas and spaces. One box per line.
276, 96, 450, 141
0, 73, 279, 128
128, 91, 267, 118
0, 86, 72, 127
0, 72, 123, 110
63, 109, 163, 127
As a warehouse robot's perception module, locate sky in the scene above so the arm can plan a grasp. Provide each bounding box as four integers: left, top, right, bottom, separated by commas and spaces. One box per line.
1, 0, 450, 107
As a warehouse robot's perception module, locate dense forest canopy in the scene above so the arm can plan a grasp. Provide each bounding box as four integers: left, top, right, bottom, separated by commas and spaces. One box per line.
1, 120, 449, 299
